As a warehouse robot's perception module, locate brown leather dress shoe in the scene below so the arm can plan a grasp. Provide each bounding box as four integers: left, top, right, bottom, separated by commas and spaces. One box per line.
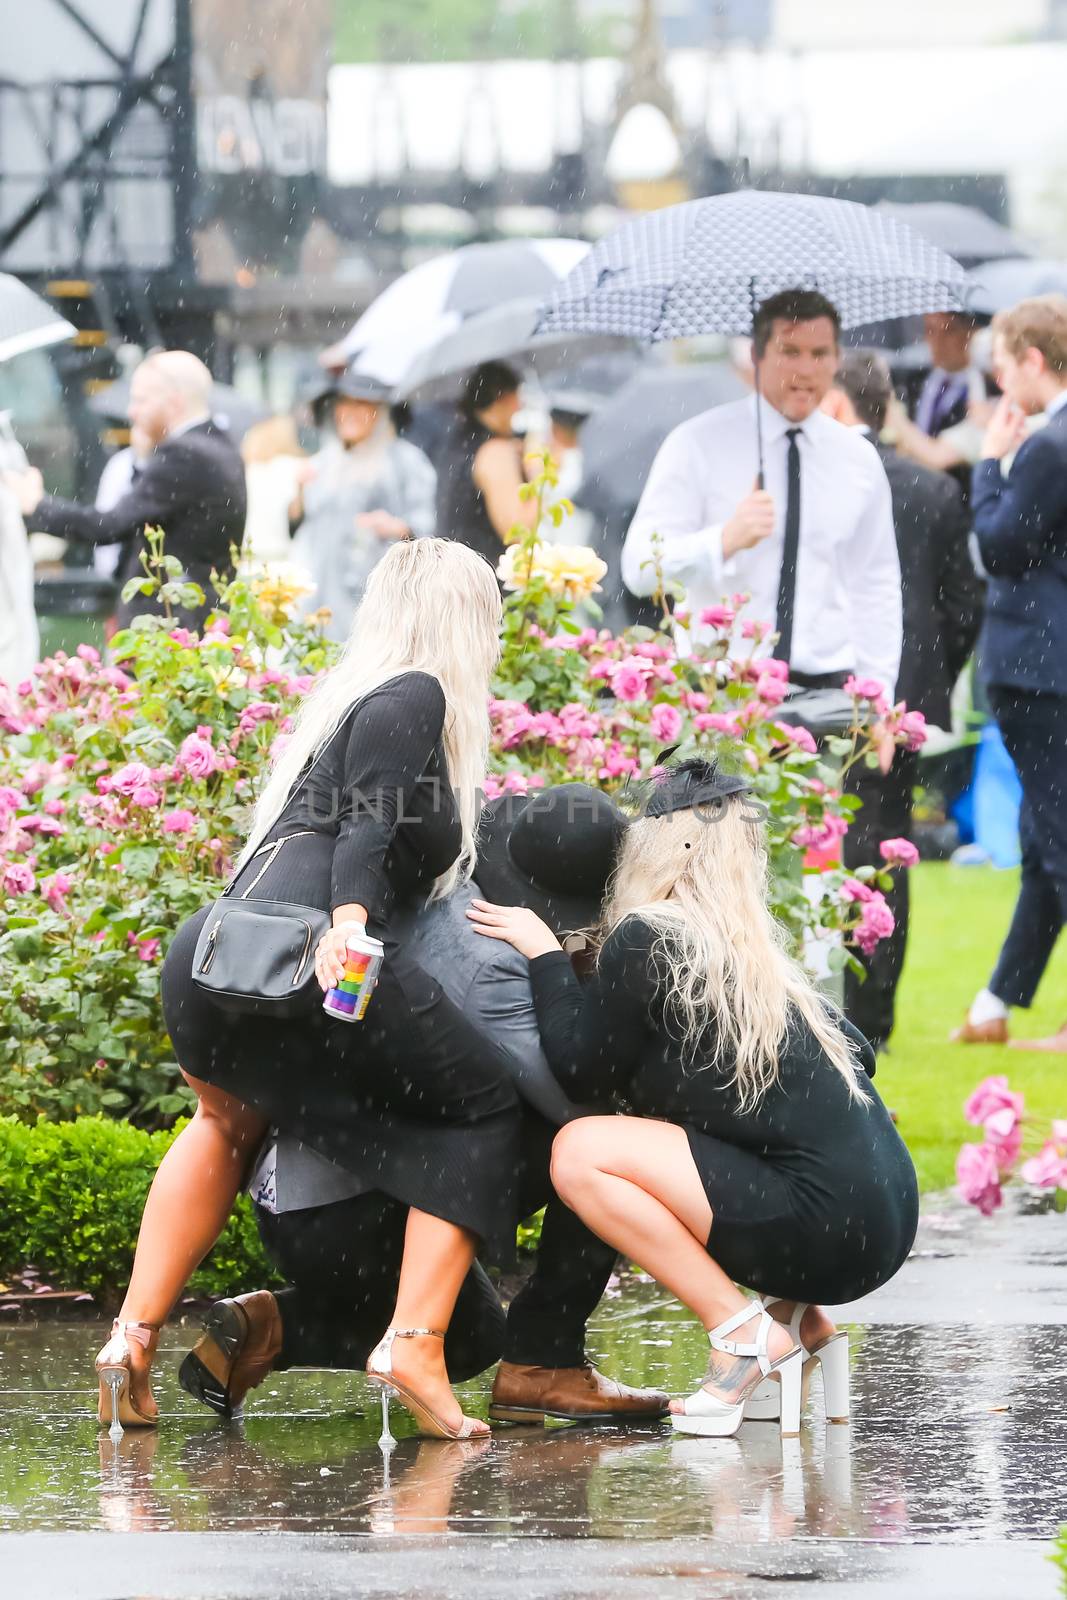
489, 1361, 670, 1425
178, 1291, 282, 1420
950, 1016, 1009, 1045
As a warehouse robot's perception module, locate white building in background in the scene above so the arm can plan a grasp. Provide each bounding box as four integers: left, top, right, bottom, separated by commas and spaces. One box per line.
329, 43, 1067, 249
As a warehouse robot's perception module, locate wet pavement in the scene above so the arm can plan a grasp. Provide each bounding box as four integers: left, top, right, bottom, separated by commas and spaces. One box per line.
1, 1195, 1065, 1598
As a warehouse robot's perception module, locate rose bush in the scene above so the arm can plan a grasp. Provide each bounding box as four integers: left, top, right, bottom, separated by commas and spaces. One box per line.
1, 473, 918, 1125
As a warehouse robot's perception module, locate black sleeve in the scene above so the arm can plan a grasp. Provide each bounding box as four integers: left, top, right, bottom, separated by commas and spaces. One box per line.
32, 443, 193, 550
330, 671, 447, 918
934, 477, 982, 684
529, 917, 659, 1103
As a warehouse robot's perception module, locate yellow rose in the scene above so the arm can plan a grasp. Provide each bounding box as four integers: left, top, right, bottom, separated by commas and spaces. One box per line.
496, 542, 606, 602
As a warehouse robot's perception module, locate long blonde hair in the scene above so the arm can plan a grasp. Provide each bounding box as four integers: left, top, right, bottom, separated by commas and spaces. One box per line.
599, 802, 866, 1110
237, 538, 502, 899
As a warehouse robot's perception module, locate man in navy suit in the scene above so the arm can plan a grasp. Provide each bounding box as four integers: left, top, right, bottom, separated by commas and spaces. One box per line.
955, 296, 1067, 1049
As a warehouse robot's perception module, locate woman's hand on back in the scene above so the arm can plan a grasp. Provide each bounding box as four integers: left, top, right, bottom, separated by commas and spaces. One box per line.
466, 899, 562, 960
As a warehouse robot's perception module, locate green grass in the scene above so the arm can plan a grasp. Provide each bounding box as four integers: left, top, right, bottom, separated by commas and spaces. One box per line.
875, 862, 1067, 1192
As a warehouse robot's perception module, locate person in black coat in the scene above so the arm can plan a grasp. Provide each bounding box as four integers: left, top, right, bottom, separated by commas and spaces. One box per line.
6, 351, 246, 630
955, 296, 1067, 1050
833, 352, 982, 1050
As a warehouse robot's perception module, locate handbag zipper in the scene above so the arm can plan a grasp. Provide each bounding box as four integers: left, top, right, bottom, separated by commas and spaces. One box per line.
199, 917, 222, 973
292, 920, 314, 986
241, 830, 316, 899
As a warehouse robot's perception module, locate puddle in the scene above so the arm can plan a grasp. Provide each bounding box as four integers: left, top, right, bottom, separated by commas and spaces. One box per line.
1, 1282, 1064, 1543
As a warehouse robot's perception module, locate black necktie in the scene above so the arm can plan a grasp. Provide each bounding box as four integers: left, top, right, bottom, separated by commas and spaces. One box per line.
775, 427, 802, 666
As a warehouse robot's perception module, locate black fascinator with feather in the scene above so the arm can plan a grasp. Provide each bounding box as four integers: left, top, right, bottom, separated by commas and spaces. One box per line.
625, 753, 753, 820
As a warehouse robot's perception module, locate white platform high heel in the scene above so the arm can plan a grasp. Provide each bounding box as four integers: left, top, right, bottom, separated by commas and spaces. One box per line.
743, 1298, 850, 1424
671, 1302, 803, 1439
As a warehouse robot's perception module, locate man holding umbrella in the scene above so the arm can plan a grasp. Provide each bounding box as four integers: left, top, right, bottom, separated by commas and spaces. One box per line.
621, 287, 902, 701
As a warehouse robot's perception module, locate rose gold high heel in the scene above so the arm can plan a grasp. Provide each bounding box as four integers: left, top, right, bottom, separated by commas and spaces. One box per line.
96, 1320, 161, 1441
366, 1328, 490, 1442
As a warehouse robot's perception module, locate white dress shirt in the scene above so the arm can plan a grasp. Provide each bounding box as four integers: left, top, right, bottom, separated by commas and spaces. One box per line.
621, 394, 902, 696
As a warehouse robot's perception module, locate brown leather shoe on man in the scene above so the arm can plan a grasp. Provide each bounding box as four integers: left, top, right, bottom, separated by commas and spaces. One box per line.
950, 1016, 1009, 1045
489, 1361, 669, 1425
178, 1291, 283, 1420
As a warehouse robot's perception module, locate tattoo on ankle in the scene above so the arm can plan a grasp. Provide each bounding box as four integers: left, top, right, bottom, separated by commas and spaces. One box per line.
703, 1353, 752, 1397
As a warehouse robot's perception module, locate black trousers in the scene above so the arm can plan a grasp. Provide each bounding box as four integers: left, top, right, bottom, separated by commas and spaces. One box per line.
987, 686, 1067, 1009
843, 750, 918, 1051
255, 1112, 618, 1378
257, 1195, 505, 1383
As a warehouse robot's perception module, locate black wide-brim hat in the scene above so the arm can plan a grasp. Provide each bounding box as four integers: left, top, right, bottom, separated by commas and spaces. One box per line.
475, 783, 629, 936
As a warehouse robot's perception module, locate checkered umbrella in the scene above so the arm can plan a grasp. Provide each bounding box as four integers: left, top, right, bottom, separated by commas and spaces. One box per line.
535, 190, 968, 478
535, 191, 968, 343
0, 274, 75, 364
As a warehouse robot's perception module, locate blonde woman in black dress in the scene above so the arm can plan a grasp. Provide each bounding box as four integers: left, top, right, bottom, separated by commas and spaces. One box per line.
95, 538, 519, 1441
469, 760, 918, 1438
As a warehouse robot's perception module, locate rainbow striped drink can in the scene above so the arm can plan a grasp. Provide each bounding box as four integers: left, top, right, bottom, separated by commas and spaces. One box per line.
322, 929, 385, 1023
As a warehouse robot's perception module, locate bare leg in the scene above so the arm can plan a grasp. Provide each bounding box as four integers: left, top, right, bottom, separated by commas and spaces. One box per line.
763, 1299, 837, 1348
113, 1071, 266, 1415
550, 1117, 793, 1407
379, 1210, 488, 1436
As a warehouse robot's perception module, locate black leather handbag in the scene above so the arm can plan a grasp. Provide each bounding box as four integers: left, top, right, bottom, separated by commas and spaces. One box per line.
191, 832, 332, 1017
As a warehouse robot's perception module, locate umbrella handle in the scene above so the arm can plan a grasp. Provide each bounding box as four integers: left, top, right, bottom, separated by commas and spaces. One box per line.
754, 353, 765, 490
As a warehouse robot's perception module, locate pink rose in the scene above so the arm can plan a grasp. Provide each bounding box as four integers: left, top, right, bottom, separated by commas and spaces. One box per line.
963, 1075, 1024, 1130
956, 1141, 1003, 1216
177, 732, 220, 780
127, 931, 161, 963
879, 838, 920, 868
773, 722, 817, 755
76, 643, 100, 664
853, 891, 895, 955
3, 862, 36, 896
131, 785, 162, 809
699, 604, 736, 630
169, 627, 195, 647
162, 809, 196, 836
840, 877, 875, 904
844, 675, 887, 701
111, 761, 153, 797
756, 671, 788, 706
610, 657, 653, 703
650, 703, 683, 744
42, 870, 73, 914
599, 742, 640, 780
684, 691, 709, 712
1020, 1141, 1067, 1189
898, 709, 928, 751
695, 712, 742, 737
559, 704, 602, 739
984, 1109, 1023, 1173
741, 619, 770, 641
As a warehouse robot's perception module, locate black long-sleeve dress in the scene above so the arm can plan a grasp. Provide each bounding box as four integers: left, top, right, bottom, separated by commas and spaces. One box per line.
530, 916, 918, 1304
160, 670, 520, 1248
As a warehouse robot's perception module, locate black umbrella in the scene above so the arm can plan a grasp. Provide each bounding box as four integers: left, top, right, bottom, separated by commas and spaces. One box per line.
89, 377, 268, 441
396, 298, 633, 402
578, 363, 748, 515
536, 190, 968, 480
968, 258, 1067, 317
874, 202, 1031, 267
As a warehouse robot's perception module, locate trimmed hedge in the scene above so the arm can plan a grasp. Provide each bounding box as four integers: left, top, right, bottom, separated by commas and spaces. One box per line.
0, 1115, 276, 1304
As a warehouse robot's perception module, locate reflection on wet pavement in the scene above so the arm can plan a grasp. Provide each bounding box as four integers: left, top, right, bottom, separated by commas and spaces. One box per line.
1, 1285, 1064, 1545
